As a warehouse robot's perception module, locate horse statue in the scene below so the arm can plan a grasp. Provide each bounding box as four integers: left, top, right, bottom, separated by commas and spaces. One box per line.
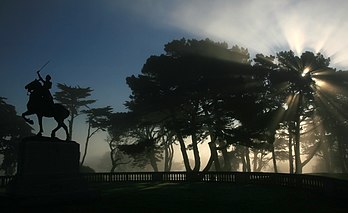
22, 79, 70, 140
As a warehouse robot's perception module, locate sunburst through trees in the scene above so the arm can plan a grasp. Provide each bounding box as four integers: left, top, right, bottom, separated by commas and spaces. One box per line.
108, 38, 348, 173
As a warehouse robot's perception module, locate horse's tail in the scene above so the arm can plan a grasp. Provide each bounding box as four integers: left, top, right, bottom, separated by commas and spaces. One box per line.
54, 103, 70, 119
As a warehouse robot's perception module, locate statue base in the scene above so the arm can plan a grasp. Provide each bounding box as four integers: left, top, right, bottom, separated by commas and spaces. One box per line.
6, 136, 95, 203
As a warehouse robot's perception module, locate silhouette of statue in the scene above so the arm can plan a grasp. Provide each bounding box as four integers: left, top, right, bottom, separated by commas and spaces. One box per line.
22, 73, 70, 140
37, 70, 54, 106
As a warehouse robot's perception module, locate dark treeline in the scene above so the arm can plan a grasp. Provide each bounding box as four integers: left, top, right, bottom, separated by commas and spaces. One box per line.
0, 97, 33, 175
108, 38, 348, 174
2, 38, 348, 174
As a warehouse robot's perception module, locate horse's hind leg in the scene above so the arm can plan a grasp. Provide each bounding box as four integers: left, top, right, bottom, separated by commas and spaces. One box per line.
62, 122, 69, 141
37, 114, 43, 136
51, 121, 69, 141
51, 123, 61, 139
22, 111, 34, 125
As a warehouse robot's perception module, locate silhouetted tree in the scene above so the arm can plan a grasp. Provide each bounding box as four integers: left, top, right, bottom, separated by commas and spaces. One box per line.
254, 53, 278, 69
108, 111, 168, 171
107, 112, 138, 172
118, 37, 347, 173
265, 51, 332, 173
162, 130, 176, 171
313, 70, 348, 172
117, 138, 163, 171
0, 97, 32, 174
54, 84, 96, 140
125, 38, 275, 172
80, 106, 113, 166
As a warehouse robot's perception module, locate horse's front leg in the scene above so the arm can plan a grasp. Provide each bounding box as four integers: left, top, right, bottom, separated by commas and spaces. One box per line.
37, 114, 43, 136
22, 111, 34, 125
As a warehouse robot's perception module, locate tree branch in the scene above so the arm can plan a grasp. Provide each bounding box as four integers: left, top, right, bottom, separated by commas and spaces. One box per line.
301, 141, 322, 167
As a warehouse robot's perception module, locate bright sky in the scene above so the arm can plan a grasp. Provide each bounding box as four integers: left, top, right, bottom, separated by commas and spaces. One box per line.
1, 0, 348, 171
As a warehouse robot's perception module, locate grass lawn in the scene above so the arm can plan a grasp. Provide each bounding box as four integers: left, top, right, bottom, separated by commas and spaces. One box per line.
1, 182, 348, 213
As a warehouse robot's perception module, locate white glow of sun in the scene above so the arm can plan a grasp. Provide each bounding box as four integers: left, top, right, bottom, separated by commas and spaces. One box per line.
122, 0, 348, 70
302, 67, 310, 77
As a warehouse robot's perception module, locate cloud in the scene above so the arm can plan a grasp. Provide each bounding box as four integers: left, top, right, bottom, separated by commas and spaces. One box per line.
121, 0, 348, 69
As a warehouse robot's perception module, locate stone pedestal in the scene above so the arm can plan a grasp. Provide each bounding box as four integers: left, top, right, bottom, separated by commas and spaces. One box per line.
6, 136, 90, 201
17, 136, 80, 175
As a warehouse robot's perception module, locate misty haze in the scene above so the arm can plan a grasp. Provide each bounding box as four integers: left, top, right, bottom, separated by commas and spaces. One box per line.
1, 0, 347, 212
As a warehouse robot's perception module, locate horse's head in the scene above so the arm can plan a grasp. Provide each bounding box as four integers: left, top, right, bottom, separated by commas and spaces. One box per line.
25, 79, 42, 92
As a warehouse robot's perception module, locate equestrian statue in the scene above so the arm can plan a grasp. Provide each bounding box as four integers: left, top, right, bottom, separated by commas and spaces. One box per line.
22, 62, 70, 140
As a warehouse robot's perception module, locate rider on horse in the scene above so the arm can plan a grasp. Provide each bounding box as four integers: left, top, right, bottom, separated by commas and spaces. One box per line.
37, 70, 54, 107
23, 69, 70, 140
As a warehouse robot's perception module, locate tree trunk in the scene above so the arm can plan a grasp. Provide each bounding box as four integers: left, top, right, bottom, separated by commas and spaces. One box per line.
253, 150, 258, 172
208, 138, 220, 171
168, 143, 174, 171
202, 134, 215, 171
203, 154, 214, 172
212, 141, 221, 171
171, 110, 192, 172
288, 126, 294, 174
176, 131, 192, 172
338, 140, 348, 173
164, 142, 174, 172
202, 141, 220, 172
294, 121, 302, 174
256, 153, 265, 172
322, 140, 332, 173
149, 150, 159, 172
301, 141, 322, 169
246, 147, 251, 172
221, 145, 231, 171
294, 92, 303, 174
164, 142, 169, 171
80, 122, 91, 166
241, 147, 247, 172
110, 149, 117, 172
272, 147, 278, 173
110, 164, 116, 172
191, 133, 201, 172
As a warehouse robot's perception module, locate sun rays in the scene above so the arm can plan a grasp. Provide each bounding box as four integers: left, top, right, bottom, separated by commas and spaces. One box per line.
120, 0, 348, 70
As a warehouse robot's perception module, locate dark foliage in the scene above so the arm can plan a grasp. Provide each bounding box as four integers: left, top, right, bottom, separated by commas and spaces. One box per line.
0, 97, 33, 174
